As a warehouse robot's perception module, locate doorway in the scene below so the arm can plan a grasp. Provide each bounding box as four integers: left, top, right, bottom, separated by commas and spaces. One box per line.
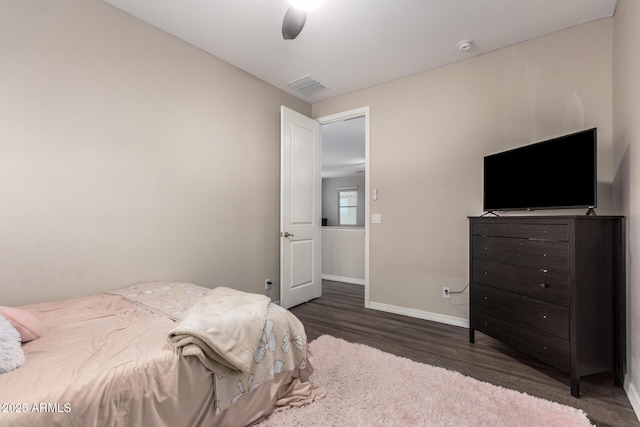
317, 107, 370, 308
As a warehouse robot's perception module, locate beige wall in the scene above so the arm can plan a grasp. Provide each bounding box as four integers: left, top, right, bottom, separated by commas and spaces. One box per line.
613, 0, 640, 415
0, 0, 310, 306
313, 19, 615, 321
322, 227, 365, 283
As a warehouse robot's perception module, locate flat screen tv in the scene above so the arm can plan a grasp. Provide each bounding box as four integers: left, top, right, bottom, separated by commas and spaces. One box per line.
483, 128, 597, 212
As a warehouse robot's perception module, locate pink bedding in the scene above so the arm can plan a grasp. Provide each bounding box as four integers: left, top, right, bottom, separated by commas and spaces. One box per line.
0, 287, 321, 426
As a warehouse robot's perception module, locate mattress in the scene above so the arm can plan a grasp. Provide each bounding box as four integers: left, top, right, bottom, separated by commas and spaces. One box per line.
0, 284, 321, 426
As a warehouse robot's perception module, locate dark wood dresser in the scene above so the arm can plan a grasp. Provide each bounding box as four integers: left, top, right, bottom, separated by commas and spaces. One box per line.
468, 216, 624, 397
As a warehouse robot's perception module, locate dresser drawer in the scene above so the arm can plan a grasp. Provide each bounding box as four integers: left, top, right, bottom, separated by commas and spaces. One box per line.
471, 222, 568, 241
472, 259, 569, 306
472, 310, 570, 373
472, 235, 569, 273
472, 283, 569, 340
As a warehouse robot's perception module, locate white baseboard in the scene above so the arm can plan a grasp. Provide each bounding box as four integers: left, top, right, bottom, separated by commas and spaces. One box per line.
367, 301, 469, 328
321, 274, 365, 286
624, 374, 640, 421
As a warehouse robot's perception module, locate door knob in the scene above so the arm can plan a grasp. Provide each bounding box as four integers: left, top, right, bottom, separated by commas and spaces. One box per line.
284, 232, 294, 238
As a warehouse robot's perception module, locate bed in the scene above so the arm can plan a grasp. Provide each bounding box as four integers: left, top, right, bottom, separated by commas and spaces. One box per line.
0, 282, 323, 427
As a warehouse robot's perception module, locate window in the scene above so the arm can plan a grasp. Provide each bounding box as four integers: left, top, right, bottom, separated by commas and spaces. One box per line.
338, 188, 357, 225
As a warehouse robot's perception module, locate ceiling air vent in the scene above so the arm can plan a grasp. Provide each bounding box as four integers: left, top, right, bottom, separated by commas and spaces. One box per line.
287, 75, 328, 96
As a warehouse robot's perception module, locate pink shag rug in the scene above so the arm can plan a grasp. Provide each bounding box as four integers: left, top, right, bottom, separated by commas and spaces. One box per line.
256, 335, 593, 427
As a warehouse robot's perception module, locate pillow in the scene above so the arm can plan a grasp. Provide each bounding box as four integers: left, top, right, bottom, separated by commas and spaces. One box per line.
0, 315, 25, 374
0, 306, 43, 343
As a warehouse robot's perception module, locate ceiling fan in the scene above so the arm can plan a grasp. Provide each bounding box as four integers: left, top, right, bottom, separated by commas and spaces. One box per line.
282, 0, 325, 40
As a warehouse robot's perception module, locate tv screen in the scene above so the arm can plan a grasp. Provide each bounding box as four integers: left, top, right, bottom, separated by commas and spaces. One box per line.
483, 128, 597, 212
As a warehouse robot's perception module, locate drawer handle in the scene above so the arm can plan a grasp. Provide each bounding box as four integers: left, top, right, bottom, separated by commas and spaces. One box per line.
540, 283, 549, 289
543, 346, 548, 350
484, 296, 488, 300
542, 315, 547, 319
539, 269, 548, 273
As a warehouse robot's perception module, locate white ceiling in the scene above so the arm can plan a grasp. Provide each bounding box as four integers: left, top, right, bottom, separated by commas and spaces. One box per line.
104, 0, 617, 105
103, 0, 617, 177
321, 117, 365, 178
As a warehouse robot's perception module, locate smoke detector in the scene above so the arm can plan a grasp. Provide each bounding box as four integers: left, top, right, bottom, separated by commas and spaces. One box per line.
457, 40, 472, 52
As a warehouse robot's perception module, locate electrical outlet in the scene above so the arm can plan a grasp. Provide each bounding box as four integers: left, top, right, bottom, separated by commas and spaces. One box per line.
265, 279, 272, 290
442, 287, 451, 299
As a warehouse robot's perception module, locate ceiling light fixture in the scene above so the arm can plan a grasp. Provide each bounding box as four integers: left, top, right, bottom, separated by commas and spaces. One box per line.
286, 0, 325, 12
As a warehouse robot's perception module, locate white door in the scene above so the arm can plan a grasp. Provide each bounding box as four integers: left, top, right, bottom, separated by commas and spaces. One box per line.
280, 106, 322, 308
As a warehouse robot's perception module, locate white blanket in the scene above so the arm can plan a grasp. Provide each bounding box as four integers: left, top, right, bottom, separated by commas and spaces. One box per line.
167, 286, 270, 374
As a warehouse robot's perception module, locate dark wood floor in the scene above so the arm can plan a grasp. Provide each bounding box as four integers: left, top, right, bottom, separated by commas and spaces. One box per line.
290, 280, 639, 427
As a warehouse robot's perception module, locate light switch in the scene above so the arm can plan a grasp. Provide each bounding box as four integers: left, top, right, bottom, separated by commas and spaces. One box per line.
372, 213, 382, 224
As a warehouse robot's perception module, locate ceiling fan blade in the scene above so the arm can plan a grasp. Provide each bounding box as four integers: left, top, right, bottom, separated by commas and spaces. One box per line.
282, 6, 307, 40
